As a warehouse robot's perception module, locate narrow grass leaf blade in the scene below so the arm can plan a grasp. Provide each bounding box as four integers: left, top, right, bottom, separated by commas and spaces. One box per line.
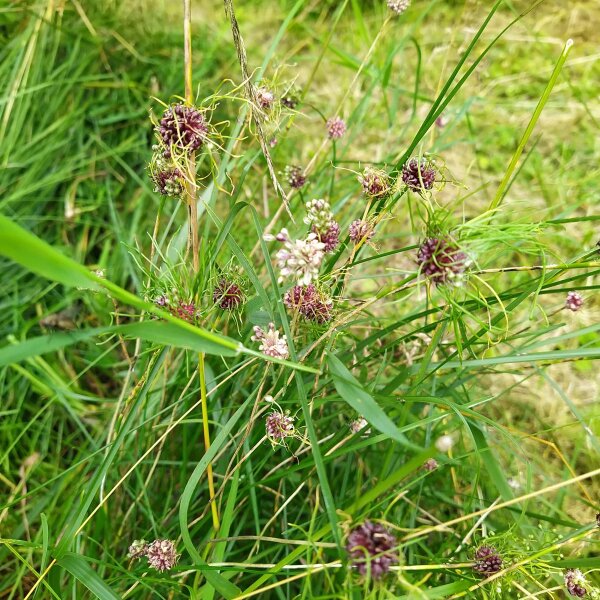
56, 553, 120, 600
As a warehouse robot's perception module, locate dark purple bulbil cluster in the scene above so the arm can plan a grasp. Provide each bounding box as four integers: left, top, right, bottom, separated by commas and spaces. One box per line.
157, 104, 208, 157
313, 222, 340, 253
151, 166, 184, 197
285, 165, 307, 189
213, 278, 245, 310
473, 545, 503, 576
417, 237, 469, 285
284, 283, 333, 323
565, 569, 588, 597
402, 157, 437, 192
346, 521, 398, 579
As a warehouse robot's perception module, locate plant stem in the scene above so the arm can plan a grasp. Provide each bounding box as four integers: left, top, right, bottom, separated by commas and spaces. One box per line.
183, 0, 219, 531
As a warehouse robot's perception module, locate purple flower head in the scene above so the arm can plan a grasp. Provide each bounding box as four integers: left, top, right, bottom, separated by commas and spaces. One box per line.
151, 166, 184, 197
172, 301, 197, 323
387, 0, 410, 14
154, 294, 168, 308
565, 291, 584, 312
326, 116, 346, 140
346, 521, 398, 579
146, 539, 179, 572
359, 167, 391, 198
213, 278, 245, 311
402, 157, 437, 192
252, 323, 289, 359
265, 411, 294, 441
349, 417, 369, 434
417, 237, 470, 285
422, 458, 438, 471
157, 104, 208, 158
313, 221, 340, 253
565, 569, 587, 597
473, 545, 503, 576
349, 219, 375, 244
284, 284, 333, 324
285, 165, 307, 189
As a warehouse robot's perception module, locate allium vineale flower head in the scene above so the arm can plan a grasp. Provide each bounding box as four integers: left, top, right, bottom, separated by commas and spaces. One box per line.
284, 283, 333, 324
157, 104, 208, 158
402, 157, 437, 192
285, 165, 307, 189
349, 219, 375, 244
417, 237, 470, 286
146, 539, 179, 572
326, 116, 346, 139
314, 221, 340, 253
359, 167, 391, 198
213, 278, 245, 311
565, 291, 584, 312
565, 569, 588, 597
422, 458, 438, 471
349, 417, 369, 434
252, 323, 289, 359
149, 153, 184, 198
473, 545, 503, 576
346, 521, 398, 579
265, 228, 326, 285
387, 0, 410, 14
265, 411, 295, 442
281, 92, 298, 109
256, 86, 275, 110
171, 301, 197, 323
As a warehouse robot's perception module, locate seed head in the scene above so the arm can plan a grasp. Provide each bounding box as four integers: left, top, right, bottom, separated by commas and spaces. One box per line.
213, 278, 245, 310
417, 237, 470, 285
285, 165, 307, 189
252, 323, 289, 360
265, 411, 295, 441
422, 458, 438, 471
267, 228, 326, 286
387, 0, 410, 15
402, 157, 437, 192
127, 540, 149, 560
359, 167, 391, 198
346, 521, 398, 578
326, 116, 346, 140
565, 569, 587, 597
146, 539, 179, 572
349, 219, 375, 244
157, 104, 208, 158
565, 291, 584, 312
314, 221, 340, 253
284, 283, 333, 324
473, 545, 503, 576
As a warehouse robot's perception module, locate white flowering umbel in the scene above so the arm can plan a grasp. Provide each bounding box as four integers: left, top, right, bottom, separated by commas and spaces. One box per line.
265, 228, 325, 285
304, 199, 334, 233
252, 323, 290, 360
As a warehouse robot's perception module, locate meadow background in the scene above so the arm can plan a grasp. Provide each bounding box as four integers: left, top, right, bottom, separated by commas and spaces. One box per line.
1, 0, 600, 598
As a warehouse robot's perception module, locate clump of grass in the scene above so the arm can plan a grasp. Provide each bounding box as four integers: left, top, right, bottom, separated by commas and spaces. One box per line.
1, 1, 599, 599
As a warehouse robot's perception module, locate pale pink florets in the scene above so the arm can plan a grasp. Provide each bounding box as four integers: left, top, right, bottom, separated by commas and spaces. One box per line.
146, 539, 179, 572
349, 219, 374, 244
266, 228, 326, 286
265, 411, 295, 441
326, 116, 346, 139
252, 323, 289, 360
565, 291, 584, 312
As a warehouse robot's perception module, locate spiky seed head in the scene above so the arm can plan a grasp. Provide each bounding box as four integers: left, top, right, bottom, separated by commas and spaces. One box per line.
346, 521, 398, 578
417, 237, 470, 285
473, 545, 503, 576
349, 219, 375, 244
565, 291, 584, 312
265, 411, 294, 441
565, 569, 588, 597
213, 278, 245, 310
359, 167, 391, 198
285, 165, 307, 189
284, 284, 333, 324
146, 539, 179, 572
157, 104, 208, 157
387, 0, 410, 15
402, 157, 437, 192
326, 116, 346, 140
127, 540, 148, 560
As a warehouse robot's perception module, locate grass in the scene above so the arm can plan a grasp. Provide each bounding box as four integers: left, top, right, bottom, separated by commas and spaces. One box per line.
1, 0, 599, 598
